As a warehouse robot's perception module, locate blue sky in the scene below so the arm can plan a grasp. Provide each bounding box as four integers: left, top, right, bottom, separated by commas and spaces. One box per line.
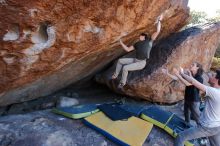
188, 0, 220, 17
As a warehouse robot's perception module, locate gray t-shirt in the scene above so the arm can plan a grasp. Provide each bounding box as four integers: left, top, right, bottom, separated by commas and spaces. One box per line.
199, 86, 220, 128
134, 40, 153, 60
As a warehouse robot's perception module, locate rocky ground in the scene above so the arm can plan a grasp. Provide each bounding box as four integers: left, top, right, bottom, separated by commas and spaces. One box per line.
0, 82, 208, 146
0, 110, 175, 146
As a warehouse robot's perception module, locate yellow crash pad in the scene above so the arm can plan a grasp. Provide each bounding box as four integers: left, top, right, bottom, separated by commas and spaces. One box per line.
84, 112, 153, 146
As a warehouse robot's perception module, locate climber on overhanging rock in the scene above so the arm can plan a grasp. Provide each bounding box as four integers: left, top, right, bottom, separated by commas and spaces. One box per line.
112, 13, 164, 88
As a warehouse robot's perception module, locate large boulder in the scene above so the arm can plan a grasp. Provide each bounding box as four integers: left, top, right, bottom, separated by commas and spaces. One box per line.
0, 0, 189, 106
96, 23, 220, 103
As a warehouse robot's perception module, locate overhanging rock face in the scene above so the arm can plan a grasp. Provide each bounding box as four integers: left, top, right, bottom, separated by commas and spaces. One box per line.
0, 0, 189, 106
96, 23, 220, 103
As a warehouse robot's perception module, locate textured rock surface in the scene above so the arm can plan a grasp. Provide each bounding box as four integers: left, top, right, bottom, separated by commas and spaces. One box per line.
0, 0, 189, 106
96, 23, 220, 103
0, 82, 125, 116
56, 96, 79, 108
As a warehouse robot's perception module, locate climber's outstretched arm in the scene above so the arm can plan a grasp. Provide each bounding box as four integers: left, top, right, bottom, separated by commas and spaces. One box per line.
119, 39, 134, 52
151, 14, 163, 41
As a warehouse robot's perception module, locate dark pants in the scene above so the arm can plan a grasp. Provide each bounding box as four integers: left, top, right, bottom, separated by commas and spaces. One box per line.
184, 101, 200, 124
174, 124, 220, 146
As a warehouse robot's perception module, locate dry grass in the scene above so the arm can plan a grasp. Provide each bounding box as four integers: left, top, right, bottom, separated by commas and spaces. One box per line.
211, 57, 220, 70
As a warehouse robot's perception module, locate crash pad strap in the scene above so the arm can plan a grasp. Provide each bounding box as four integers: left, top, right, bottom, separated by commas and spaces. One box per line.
164, 113, 175, 129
